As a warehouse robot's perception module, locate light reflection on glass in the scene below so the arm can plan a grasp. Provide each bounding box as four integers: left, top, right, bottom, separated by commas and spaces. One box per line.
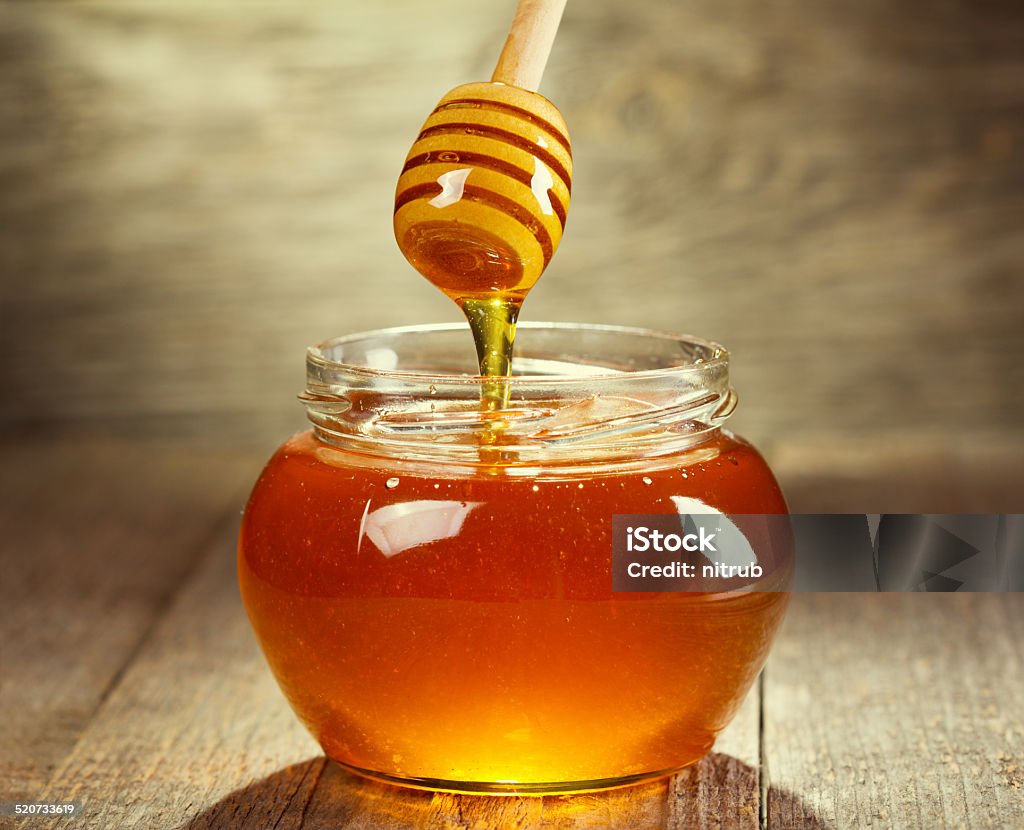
361, 499, 482, 557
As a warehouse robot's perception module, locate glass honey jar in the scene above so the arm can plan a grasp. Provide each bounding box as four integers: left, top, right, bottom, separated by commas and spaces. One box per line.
238, 323, 792, 794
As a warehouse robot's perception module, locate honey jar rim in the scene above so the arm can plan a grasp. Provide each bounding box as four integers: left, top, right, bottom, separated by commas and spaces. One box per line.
301, 322, 736, 465
306, 321, 728, 386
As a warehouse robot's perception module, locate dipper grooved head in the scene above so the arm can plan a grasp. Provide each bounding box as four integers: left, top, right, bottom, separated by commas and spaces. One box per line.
394, 82, 572, 302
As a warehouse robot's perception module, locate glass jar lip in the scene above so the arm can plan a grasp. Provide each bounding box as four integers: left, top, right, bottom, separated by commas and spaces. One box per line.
307, 321, 729, 386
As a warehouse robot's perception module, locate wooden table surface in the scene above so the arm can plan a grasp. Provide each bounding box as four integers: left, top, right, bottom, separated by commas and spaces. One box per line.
2, 438, 1023, 829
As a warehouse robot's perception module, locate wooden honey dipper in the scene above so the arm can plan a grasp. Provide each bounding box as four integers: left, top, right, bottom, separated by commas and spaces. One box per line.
394, 0, 571, 404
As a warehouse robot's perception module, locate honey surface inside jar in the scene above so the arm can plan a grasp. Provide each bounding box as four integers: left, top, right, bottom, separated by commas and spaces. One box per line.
239, 429, 790, 792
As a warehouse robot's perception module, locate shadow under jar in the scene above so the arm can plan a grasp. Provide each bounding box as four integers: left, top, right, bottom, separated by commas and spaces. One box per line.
238, 323, 792, 794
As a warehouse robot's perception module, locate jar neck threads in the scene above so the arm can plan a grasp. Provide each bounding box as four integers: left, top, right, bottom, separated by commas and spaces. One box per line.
302, 322, 735, 468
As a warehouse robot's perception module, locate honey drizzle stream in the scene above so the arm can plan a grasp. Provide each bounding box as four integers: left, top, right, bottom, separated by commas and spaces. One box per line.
460, 297, 520, 410
458, 296, 522, 465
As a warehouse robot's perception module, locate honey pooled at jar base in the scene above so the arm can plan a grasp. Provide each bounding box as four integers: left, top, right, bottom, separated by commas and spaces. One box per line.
238, 429, 790, 793
394, 82, 572, 396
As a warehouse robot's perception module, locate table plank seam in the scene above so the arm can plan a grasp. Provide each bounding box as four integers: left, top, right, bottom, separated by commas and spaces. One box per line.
289, 756, 328, 830
758, 671, 767, 830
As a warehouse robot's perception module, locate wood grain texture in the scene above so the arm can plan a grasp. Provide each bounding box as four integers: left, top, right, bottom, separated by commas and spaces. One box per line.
35, 517, 323, 829
772, 434, 1024, 513
0, 0, 1022, 449
764, 593, 1024, 829
0, 439, 258, 802
669, 751, 761, 830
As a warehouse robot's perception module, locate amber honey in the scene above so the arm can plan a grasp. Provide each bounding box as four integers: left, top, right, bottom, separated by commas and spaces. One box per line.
239, 424, 789, 793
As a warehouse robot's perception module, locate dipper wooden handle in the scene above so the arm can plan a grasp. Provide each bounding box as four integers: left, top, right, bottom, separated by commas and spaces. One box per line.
492, 0, 569, 92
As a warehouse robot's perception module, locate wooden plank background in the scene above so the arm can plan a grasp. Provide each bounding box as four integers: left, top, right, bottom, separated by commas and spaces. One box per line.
0, 0, 1022, 451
